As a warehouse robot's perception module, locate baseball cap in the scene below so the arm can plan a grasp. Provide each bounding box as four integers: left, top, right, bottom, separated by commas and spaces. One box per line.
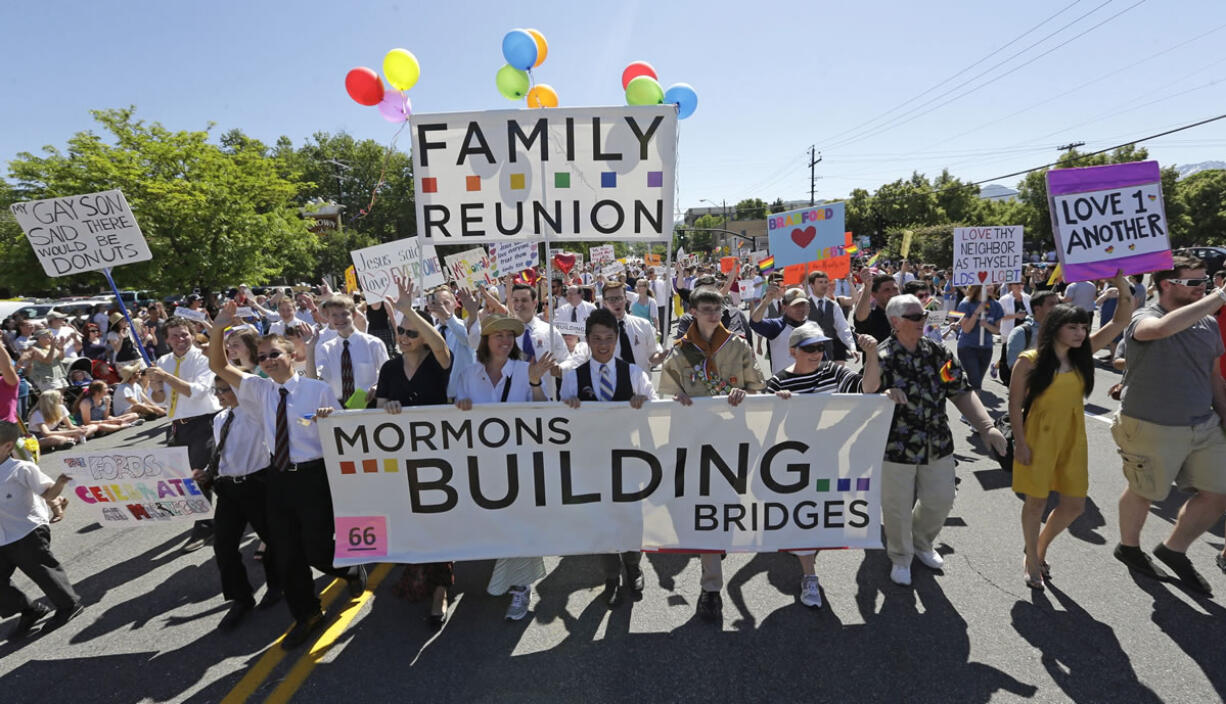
46, 311, 69, 320
783, 288, 809, 306
788, 322, 830, 348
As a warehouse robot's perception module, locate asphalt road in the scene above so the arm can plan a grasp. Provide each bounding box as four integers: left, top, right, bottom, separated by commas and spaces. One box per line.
2, 335, 1224, 704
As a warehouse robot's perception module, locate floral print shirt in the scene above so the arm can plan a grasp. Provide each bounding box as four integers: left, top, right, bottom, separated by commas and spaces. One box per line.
877, 336, 971, 464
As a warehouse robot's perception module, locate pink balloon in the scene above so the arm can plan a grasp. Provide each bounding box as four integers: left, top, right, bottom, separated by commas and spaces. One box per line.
376, 89, 411, 123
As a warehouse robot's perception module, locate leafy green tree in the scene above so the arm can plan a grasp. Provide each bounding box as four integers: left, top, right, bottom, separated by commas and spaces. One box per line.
1171, 169, 1226, 248
734, 198, 768, 220
1, 108, 317, 296
769, 197, 787, 214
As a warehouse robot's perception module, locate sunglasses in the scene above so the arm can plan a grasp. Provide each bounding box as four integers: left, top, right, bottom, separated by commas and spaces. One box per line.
256, 350, 283, 362
1169, 278, 1209, 287
798, 343, 825, 354
899, 311, 928, 322
213, 387, 233, 395
396, 327, 419, 338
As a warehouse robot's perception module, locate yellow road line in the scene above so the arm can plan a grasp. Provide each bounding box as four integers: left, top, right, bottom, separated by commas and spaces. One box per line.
220, 577, 347, 704
264, 563, 392, 704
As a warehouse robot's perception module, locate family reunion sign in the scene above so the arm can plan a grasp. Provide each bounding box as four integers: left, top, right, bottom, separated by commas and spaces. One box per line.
319, 394, 893, 565
1046, 161, 1171, 282
952, 226, 1024, 287
44, 447, 211, 526
411, 106, 677, 243
10, 189, 153, 277
349, 236, 446, 302
766, 203, 847, 268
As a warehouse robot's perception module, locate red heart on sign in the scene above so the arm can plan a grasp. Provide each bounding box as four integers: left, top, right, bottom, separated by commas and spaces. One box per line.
977, 271, 988, 283
791, 226, 816, 249
552, 252, 576, 274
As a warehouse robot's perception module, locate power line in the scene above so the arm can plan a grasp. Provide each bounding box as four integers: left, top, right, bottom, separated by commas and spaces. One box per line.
822, 0, 1146, 152
869, 112, 1226, 202
813, 0, 1089, 146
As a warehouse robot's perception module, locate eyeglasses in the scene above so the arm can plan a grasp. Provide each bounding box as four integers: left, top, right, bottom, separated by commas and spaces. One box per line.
1169, 278, 1210, 287
256, 350, 283, 362
798, 343, 825, 354
899, 311, 928, 322
916, 292, 931, 300
604, 296, 625, 303
213, 387, 233, 395
396, 327, 419, 338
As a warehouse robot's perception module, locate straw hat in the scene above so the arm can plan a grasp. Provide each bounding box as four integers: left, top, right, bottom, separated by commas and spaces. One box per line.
480, 314, 525, 336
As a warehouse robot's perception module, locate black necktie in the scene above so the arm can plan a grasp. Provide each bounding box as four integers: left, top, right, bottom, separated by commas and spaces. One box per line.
341, 339, 355, 401
571, 307, 577, 322
207, 411, 236, 478
273, 388, 290, 472
618, 320, 634, 364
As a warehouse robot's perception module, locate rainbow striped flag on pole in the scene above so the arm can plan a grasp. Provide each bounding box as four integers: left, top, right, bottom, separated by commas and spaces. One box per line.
758, 255, 776, 274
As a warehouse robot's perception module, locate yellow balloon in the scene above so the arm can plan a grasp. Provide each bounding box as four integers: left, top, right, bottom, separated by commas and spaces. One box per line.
383, 48, 420, 91
526, 28, 548, 68
526, 84, 559, 108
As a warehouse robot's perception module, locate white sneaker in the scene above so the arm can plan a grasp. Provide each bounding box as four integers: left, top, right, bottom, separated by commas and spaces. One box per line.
505, 586, 530, 621
890, 564, 912, 586
799, 575, 822, 608
916, 550, 945, 570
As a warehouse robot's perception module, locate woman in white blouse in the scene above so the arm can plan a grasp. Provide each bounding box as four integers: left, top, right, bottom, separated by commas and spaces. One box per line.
453, 314, 556, 621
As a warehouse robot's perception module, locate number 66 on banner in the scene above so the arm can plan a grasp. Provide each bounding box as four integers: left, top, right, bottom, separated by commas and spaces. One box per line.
334, 516, 388, 560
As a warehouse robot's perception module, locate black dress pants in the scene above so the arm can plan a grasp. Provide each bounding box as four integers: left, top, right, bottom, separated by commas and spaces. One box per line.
213, 469, 280, 605
0, 526, 78, 617
265, 461, 348, 622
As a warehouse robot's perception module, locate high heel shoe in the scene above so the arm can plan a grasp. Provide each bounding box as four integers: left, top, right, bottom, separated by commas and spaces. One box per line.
429, 592, 448, 628
1024, 572, 1046, 591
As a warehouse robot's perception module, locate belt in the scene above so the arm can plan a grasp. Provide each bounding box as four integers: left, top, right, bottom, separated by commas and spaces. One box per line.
275, 458, 325, 473
172, 414, 214, 426
216, 468, 268, 485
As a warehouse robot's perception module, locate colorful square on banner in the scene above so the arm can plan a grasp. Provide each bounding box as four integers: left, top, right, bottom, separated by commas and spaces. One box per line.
466, 175, 481, 192
383, 458, 399, 473
334, 516, 388, 560
362, 459, 379, 473
510, 173, 526, 190
421, 177, 438, 194
837, 478, 851, 492
601, 172, 617, 188
856, 477, 870, 491
647, 171, 663, 187
815, 478, 830, 492
554, 172, 570, 188
767, 202, 846, 267
340, 461, 356, 475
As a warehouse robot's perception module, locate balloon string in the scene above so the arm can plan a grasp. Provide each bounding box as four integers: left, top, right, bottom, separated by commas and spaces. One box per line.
355, 119, 409, 221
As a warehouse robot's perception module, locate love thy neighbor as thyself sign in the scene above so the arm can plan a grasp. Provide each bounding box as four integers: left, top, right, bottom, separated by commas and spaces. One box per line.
410, 106, 676, 243
10, 190, 153, 277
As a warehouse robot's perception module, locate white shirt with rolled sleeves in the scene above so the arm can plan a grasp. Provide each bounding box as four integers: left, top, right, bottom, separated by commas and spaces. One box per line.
612, 313, 662, 370
436, 315, 476, 400
268, 317, 302, 337
316, 330, 388, 403
235, 373, 334, 464
454, 359, 535, 404
469, 316, 569, 399
0, 458, 53, 545
560, 359, 655, 401
155, 347, 221, 420
211, 406, 270, 478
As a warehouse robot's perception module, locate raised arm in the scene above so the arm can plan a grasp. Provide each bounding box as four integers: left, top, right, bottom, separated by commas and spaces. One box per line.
393, 280, 451, 368
207, 301, 247, 389
1090, 270, 1135, 352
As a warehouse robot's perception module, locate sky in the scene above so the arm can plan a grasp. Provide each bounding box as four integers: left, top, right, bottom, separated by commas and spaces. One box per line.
4, 0, 1225, 217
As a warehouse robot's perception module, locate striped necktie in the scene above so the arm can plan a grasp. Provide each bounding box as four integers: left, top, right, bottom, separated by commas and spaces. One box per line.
599, 363, 614, 401
273, 388, 290, 471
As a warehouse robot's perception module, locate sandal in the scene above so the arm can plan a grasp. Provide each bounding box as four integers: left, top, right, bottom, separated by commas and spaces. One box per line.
1022, 548, 1051, 581
1024, 573, 1046, 591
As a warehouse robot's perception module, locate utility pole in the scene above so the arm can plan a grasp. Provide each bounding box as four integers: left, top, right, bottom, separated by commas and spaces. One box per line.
809, 145, 823, 206
1057, 141, 1085, 166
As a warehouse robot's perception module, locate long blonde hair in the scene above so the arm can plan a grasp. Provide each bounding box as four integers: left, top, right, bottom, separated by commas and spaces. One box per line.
32, 389, 67, 425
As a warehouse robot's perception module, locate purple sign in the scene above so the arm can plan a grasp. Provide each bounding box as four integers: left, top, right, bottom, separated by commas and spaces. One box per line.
1046, 161, 1171, 283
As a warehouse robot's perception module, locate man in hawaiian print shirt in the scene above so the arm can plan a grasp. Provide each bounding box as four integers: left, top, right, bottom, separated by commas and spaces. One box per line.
876, 294, 1008, 587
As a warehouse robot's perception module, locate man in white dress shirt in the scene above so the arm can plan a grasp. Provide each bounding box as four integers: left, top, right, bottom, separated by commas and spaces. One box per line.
556, 286, 596, 327
806, 270, 857, 365
648, 269, 671, 331
506, 283, 570, 398
599, 282, 666, 370
268, 297, 303, 337
308, 295, 389, 407
149, 315, 222, 552
560, 309, 655, 608
208, 302, 366, 650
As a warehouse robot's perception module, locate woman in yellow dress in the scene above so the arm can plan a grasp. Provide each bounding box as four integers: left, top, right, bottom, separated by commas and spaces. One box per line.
1009, 270, 1133, 589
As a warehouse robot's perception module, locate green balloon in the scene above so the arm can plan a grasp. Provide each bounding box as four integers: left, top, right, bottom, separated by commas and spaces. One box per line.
496, 65, 530, 100
625, 75, 664, 106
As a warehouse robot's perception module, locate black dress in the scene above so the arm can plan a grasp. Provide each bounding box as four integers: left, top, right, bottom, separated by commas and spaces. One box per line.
375, 350, 454, 601
366, 303, 395, 357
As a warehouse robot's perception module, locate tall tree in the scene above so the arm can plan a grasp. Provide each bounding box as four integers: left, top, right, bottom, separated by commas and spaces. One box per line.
1, 108, 317, 295
734, 198, 768, 220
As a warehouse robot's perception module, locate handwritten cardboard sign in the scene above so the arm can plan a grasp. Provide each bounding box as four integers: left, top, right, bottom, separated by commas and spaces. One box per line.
351, 236, 446, 302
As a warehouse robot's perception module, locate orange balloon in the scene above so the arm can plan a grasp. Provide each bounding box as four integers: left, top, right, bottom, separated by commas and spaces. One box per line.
526, 28, 548, 68
527, 84, 559, 108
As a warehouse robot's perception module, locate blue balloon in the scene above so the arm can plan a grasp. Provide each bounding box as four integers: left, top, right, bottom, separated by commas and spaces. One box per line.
664, 83, 698, 119
502, 29, 538, 71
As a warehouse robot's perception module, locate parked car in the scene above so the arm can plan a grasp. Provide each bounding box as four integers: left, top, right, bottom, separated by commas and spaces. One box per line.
1174, 246, 1226, 275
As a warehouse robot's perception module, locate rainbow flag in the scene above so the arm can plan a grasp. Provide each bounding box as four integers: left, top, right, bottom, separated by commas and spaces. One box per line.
845, 243, 859, 255
758, 256, 775, 273
865, 252, 882, 267
939, 359, 961, 383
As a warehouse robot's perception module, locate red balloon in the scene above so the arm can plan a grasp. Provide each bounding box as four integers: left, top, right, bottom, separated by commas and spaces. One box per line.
621, 61, 658, 91
345, 67, 384, 106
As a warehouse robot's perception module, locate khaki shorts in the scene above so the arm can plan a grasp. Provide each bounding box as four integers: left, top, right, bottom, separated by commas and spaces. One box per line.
1110, 413, 1226, 501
